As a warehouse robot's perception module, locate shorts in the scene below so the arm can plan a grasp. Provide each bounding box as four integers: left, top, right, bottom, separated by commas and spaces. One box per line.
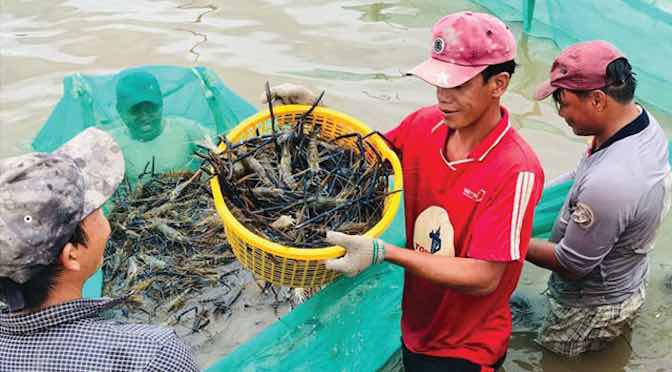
536, 285, 645, 357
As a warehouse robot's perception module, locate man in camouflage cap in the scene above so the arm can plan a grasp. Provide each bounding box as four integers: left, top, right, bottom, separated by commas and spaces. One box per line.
0, 128, 198, 371
0, 128, 122, 289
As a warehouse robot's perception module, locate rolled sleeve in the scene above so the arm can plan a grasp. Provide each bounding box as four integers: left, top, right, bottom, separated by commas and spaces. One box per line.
553, 184, 629, 277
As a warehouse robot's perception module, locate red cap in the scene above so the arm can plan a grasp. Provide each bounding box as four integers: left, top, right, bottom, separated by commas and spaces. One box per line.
534, 40, 624, 100
408, 11, 516, 88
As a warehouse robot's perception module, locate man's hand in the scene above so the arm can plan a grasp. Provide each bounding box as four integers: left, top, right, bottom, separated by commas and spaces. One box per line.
260, 83, 324, 106
324, 231, 385, 277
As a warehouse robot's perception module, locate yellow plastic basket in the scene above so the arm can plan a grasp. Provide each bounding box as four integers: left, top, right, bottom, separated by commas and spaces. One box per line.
210, 105, 403, 287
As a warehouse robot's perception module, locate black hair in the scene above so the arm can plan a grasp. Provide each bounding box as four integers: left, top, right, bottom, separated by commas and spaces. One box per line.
602, 58, 637, 103
552, 58, 636, 106
0, 223, 88, 311
551, 89, 564, 110
481, 60, 517, 82
552, 88, 589, 110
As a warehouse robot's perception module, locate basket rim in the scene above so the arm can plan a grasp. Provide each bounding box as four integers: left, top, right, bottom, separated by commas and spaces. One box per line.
210, 104, 403, 261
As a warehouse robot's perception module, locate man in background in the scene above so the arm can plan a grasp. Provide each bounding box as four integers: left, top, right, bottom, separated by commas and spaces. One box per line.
526, 40, 671, 357
110, 70, 212, 180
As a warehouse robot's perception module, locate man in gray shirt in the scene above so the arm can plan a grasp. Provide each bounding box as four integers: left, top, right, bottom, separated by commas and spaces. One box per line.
0, 128, 199, 371
526, 40, 671, 357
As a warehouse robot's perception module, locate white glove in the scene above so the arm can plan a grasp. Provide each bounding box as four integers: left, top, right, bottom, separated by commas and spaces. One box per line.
260, 83, 324, 106
324, 231, 385, 277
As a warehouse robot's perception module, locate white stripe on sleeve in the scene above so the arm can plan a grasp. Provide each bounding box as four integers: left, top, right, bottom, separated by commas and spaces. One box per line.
510, 172, 535, 260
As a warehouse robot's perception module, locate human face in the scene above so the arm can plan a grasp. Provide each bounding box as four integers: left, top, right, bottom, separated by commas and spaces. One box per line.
436, 73, 498, 130
78, 208, 111, 276
554, 89, 601, 136
120, 101, 163, 142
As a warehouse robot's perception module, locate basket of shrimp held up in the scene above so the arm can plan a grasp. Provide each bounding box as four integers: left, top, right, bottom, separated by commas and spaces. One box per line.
205, 87, 403, 287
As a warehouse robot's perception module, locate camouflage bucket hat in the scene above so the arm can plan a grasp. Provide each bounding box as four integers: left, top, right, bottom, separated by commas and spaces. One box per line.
0, 127, 124, 284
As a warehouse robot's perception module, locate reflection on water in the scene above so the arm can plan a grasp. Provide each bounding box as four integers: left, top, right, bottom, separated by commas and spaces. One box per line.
345, 3, 398, 23
1, 0, 671, 370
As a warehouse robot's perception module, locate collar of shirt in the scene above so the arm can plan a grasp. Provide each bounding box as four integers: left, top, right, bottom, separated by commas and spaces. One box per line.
439, 106, 511, 169
591, 105, 649, 154
0, 298, 121, 335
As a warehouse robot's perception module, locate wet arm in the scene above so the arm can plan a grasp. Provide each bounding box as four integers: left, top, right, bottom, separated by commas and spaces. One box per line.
526, 239, 581, 280
384, 243, 506, 296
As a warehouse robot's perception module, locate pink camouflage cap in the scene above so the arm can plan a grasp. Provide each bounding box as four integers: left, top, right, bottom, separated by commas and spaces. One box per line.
534, 40, 624, 100
408, 11, 517, 88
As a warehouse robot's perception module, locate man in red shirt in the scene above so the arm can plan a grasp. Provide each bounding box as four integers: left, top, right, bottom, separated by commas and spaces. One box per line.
267, 11, 544, 371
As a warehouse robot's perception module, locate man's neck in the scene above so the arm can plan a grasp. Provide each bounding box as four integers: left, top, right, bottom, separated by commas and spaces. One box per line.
445, 103, 502, 161
594, 103, 641, 148
38, 280, 83, 311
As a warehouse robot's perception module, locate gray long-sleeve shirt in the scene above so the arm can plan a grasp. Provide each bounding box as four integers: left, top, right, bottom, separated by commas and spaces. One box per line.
548, 108, 671, 307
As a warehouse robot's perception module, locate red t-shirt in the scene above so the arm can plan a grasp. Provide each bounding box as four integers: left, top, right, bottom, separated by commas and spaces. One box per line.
386, 105, 544, 365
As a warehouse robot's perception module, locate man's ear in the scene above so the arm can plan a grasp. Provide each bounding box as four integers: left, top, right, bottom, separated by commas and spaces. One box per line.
591, 90, 608, 112
490, 72, 511, 99
59, 243, 81, 272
